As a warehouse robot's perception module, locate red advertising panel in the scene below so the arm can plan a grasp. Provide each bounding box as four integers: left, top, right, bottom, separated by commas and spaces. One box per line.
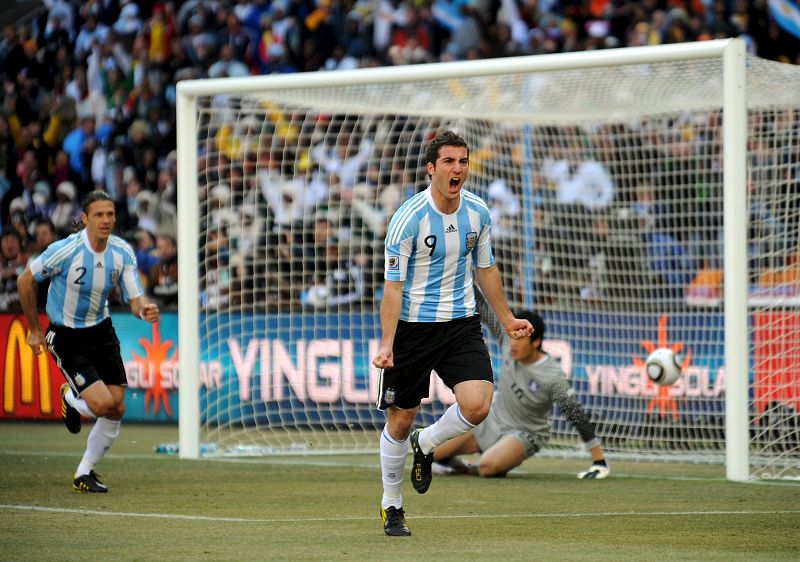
0, 314, 61, 420
753, 311, 800, 414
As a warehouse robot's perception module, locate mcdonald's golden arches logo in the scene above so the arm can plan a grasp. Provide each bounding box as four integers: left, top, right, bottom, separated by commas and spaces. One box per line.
3, 318, 52, 414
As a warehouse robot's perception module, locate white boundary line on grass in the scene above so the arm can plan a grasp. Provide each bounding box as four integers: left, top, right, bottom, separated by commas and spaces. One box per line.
1, 504, 799, 524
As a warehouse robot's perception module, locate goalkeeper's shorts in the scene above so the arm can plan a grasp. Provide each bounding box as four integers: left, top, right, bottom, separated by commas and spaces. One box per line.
471, 413, 541, 459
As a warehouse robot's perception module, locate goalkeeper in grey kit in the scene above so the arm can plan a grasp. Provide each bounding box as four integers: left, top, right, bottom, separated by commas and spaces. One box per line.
432, 290, 609, 479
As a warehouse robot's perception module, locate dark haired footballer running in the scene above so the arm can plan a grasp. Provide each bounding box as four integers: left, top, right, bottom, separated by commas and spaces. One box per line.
372, 130, 532, 536
17, 190, 159, 493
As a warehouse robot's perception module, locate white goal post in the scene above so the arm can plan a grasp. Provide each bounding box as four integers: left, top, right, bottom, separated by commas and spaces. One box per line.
177, 39, 800, 481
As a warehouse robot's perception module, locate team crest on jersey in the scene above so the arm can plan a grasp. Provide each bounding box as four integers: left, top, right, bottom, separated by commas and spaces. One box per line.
387, 255, 399, 271
384, 388, 396, 405
528, 380, 540, 393
75, 373, 86, 387
111, 269, 120, 285
465, 231, 478, 250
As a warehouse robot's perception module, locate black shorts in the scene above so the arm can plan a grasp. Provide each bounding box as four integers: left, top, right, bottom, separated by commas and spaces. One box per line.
45, 318, 127, 395
377, 314, 493, 410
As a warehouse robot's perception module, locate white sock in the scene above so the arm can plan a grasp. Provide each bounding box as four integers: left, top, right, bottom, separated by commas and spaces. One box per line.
418, 404, 475, 455
76, 418, 121, 477
65, 389, 96, 419
380, 426, 408, 510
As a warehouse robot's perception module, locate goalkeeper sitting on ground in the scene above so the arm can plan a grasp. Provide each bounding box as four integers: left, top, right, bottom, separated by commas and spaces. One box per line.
432, 290, 609, 480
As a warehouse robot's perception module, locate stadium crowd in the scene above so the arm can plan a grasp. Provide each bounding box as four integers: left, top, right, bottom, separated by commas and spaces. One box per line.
0, 0, 798, 312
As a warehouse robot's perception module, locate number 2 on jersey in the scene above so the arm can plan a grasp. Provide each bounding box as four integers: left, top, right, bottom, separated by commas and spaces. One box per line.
74, 267, 87, 285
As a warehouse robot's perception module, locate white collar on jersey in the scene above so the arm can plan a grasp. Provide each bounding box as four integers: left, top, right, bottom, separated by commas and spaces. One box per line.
424, 184, 463, 217
81, 228, 107, 256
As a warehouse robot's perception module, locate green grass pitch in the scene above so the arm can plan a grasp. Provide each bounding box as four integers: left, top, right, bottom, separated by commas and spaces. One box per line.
0, 422, 798, 561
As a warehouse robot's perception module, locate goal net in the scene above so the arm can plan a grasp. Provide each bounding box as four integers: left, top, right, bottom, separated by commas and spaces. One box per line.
177, 41, 799, 480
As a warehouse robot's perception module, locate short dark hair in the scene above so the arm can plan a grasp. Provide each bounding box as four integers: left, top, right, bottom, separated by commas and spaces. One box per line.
82, 189, 113, 214
425, 130, 469, 168
33, 217, 56, 233
1, 227, 22, 244
516, 309, 546, 348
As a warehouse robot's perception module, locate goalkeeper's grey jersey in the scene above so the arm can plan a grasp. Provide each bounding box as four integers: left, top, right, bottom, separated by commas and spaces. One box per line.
477, 293, 600, 452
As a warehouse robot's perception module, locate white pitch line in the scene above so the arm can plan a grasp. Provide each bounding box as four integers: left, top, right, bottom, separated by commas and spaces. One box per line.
1, 504, 799, 524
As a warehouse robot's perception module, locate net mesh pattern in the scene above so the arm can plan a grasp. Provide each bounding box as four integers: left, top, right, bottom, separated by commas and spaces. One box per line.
191, 55, 799, 478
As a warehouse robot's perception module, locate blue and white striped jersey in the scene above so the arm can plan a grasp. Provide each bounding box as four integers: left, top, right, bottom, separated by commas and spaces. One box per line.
384, 186, 494, 322
29, 230, 142, 328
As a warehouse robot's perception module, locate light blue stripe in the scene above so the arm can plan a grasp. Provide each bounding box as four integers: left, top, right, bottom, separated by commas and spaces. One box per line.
452, 204, 472, 317
385, 195, 416, 246
111, 235, 137, 264
387, 193, 426, 246
39, 235, 77, 280
46, 275, 64, 325
462, 190, 490, 214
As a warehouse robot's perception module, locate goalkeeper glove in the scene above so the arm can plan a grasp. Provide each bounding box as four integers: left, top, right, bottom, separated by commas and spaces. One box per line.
577, 460, 609, 480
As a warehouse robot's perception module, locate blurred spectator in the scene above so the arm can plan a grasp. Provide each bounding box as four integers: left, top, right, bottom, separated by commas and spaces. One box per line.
0, 25, 25, 81
52, 149, 80, 195
301, 236, 364, 309
134, 189, 159, 233
208, 43, 249, 78
145, 3, 177, 65
74, 10, 109, 62
644, 228, 694, 305
29, 180, 53, 226
43, 1, 76, 42
149, 233, 178, 308
0, 227, 25, 311
259, 165, 327, 231
207, 183, 238, 228
50, 180, 79, 237
374, 0, 408, 58
25, 216, 56, 304
114, 2, 144, 42
201, 229, 231, 310
219, 10, 253, 61
62, 114, 96, 187
7, 197, 30, 243
228, 205, 265, 266
66, 65, 107, 125
446, 4, 483, 59
26, 216, 56, 262
134, 227, 159, 281
487, 179, 520, 239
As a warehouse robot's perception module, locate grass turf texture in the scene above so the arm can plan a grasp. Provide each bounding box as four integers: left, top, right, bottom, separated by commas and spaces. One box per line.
0, 422, 798, 561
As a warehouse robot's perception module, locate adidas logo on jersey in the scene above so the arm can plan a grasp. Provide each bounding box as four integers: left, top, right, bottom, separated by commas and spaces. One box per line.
445, 224, 457, 233
96, 261, 103, 268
